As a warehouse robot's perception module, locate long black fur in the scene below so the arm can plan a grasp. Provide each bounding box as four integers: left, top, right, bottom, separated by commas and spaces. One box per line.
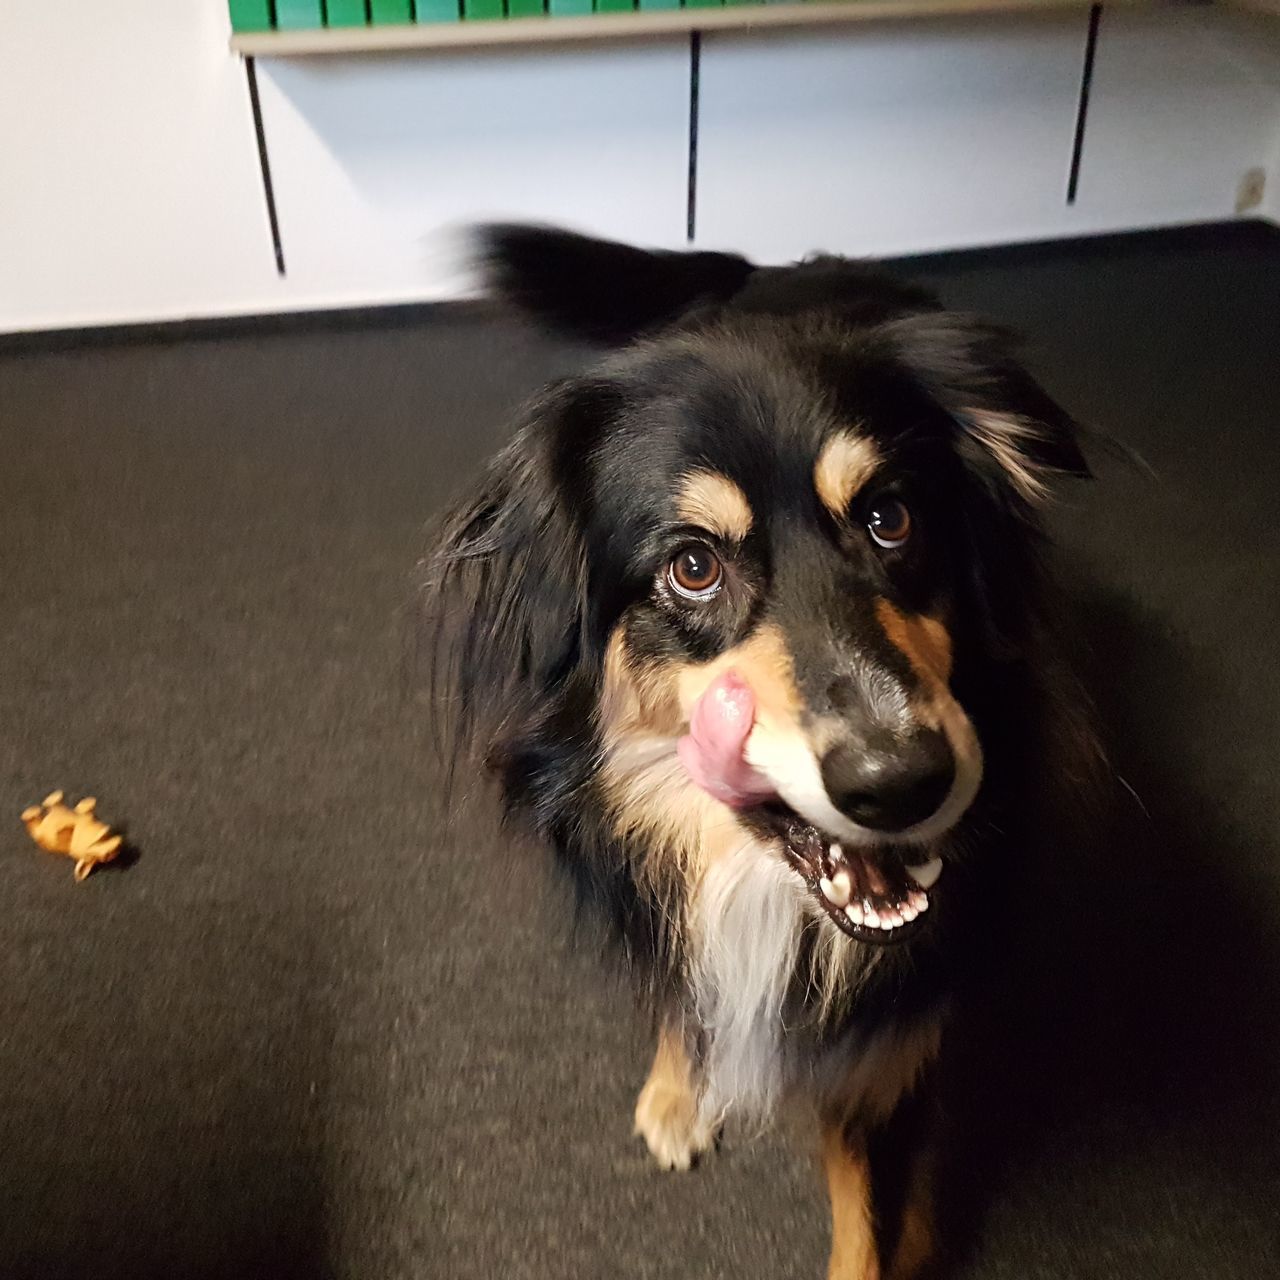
424, 226, 1096, 1019
478, 224, 755, 345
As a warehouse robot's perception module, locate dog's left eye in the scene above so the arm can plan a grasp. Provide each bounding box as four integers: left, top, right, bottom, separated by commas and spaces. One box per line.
867, 496, 912, 549
668, 545, 724, 599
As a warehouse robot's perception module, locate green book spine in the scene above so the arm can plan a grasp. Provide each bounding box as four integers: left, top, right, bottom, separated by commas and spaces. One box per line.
462, 0, 504, 17
595, 0, 634, 11
548, 0, 592, 13
684, 0, 723, 8
416, 0, 461, 19
637, 0, 680, 9
275, 0, 324, 26
327, 0, 368, 24
506, 0, 544, 14
370, 0, 413, 20
228, 0, 273, 31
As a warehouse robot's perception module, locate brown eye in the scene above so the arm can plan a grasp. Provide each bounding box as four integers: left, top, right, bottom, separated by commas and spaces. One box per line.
668, 544, 723, 599
867, 496, 912, 549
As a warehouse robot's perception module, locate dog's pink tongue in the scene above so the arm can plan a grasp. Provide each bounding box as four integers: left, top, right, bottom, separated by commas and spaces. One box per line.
677, 671, 776, 808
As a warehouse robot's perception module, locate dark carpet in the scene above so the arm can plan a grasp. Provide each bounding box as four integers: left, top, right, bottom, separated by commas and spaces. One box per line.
2, 222, 1278, 1279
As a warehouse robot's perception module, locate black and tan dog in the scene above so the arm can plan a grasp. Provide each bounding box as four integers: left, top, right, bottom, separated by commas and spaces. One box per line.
424, 226, 1094, 1279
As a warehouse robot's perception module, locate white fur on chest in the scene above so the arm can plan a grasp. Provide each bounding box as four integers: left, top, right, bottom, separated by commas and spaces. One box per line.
691, 838, 811, 1127
689, 839, 939, 1130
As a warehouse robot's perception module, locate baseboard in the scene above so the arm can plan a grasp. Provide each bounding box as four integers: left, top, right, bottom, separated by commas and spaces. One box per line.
2, 218, 1275, 354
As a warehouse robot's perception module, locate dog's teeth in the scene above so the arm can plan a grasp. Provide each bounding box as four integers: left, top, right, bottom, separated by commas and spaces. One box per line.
881, 907, 903, 928
821, 868, 851, 907
845, 902, 864, 925
828, 842, 844, 865
899, 902, 918, 922
910, 890, 930, 913
906, 857, 943, 890
878, 916, 896, 931
863, 906, 881, 928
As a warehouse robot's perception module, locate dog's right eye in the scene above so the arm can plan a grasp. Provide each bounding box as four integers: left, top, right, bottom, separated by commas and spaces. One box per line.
668, 545, 723, 600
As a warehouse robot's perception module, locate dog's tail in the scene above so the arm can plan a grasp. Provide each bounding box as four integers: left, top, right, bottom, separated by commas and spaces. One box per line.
476, 224, 755, 345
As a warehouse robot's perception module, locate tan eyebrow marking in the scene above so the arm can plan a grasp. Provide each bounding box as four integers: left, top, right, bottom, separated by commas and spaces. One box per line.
675, 470, 754, 542
814, 432, 882, 517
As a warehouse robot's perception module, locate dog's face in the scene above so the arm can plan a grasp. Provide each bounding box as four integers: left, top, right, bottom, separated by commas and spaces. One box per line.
430, 293, 1085, 963
586, 328, 987, 944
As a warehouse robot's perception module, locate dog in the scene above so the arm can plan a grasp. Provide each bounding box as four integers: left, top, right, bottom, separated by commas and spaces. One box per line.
422, 226, 1096, 1279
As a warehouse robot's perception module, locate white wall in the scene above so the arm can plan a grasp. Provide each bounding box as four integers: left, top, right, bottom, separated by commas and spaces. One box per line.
2, 2, 1279, 333
0, 0, 277, 332
1269, 129, 1280, 223
256, 43, 691, 308
695, 9, 1280, 260
694, 14, 1090, 260
1073, 8, 1280, 231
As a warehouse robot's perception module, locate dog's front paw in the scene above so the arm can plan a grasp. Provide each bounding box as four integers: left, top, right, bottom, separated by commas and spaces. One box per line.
633, 1077, 715, 1172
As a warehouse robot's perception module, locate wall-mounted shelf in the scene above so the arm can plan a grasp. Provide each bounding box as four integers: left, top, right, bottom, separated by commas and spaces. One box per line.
230, 0, 1139, 56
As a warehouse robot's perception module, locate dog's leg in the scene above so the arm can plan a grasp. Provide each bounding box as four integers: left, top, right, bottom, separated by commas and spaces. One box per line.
868, 1080, 944, 1280
885, 1145, 937, 1280
633, 1023, 714, 1171
823, 1124, 880, 1280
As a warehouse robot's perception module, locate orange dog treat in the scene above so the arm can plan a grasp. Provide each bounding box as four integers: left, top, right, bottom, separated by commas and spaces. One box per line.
21, 791, 123, 881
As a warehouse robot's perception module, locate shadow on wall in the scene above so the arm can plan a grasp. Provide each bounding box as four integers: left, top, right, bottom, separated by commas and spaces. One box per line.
941, 574, 1280, 1274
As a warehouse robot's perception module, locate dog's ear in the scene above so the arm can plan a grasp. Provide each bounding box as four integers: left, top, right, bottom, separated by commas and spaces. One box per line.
422, 378, 616, 766
887, 313, 1089, 658
886, 311, 1089, 508
477, 224, 755, 345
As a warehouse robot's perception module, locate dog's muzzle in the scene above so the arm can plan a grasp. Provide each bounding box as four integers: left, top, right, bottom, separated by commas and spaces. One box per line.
678, 671, 955, 945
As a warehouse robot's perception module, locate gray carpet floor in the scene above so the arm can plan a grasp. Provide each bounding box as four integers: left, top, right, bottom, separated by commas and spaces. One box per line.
1, 223, 1278, 1279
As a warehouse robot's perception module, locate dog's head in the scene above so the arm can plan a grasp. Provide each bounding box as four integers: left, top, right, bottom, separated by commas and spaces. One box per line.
426, 228, 1087, 953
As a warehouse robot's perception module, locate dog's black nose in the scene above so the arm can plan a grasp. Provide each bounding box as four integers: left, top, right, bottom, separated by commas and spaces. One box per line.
822, 732, 954, 833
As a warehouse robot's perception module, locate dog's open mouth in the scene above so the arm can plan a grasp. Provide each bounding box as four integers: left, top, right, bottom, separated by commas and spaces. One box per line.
762, 810, 942, 945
